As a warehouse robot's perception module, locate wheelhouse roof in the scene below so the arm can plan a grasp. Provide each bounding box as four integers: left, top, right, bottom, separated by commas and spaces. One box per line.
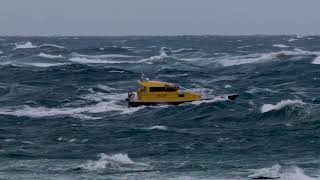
138, 80, 177, 87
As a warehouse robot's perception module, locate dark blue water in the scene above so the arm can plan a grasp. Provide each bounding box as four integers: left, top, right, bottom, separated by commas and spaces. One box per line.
0, 36, 320, 180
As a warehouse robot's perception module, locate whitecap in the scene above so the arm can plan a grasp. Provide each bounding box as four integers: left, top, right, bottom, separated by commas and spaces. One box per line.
311, 56, 320, 64
261, 100, 305, 113
138, 47, 169, 63
25, 62, 69, 67
96, 84, 117, 92
246, 87, 278, 94
78, 153, 146, 171
38, 53, 64, 59
109, 70, 124, 73
68, 138, 77, 143
21, 141, 35, 145
273, 44, 289, 48
146, 125, 168, 131
172, 48, 194, 53
69, 57, 136, 64
39, 44, 65, 49
158, 73, 188, 78
4, 139, 15, 142
69, 57, 129, 64
72, 53, 136, 58
14, 41, 37, 50
224, 84, 232, 88
288, 38, 298, 42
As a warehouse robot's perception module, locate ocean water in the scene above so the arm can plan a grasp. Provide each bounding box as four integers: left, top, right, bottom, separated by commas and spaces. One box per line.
0, 35, 319, 180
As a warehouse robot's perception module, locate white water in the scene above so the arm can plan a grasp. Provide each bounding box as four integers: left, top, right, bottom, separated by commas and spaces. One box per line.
261, 100, 305, 113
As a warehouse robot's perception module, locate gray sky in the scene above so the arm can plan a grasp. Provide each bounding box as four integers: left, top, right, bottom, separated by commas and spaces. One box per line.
0, 0, 319, 36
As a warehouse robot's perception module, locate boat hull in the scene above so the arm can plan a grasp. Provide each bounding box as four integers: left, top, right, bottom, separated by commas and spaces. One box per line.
128, 101, 190, 107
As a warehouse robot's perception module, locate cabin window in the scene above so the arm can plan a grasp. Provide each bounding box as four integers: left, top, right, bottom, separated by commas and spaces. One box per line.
149, 86, 178, 92
178, 94, 185, 97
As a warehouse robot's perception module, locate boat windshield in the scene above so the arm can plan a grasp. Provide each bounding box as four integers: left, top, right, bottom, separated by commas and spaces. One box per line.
149, 86, 179, 92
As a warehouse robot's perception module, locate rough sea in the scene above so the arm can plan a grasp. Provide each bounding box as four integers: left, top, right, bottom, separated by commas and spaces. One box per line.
0, 36, 319, 180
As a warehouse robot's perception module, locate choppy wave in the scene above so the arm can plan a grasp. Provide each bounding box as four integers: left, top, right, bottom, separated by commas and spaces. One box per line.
261, 100, 305, 113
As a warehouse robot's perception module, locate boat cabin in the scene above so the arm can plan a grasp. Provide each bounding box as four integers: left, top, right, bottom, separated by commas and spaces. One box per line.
135, 80, 201, 102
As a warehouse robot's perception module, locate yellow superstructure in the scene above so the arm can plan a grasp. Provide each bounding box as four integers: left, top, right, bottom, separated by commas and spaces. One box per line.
127, 80, 201, 107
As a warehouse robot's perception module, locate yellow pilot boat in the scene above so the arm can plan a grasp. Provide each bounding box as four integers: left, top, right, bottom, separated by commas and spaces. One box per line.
126, 80, 201, 107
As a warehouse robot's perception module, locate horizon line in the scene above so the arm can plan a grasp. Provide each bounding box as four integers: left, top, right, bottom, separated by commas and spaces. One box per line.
0, 33, 319, 37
